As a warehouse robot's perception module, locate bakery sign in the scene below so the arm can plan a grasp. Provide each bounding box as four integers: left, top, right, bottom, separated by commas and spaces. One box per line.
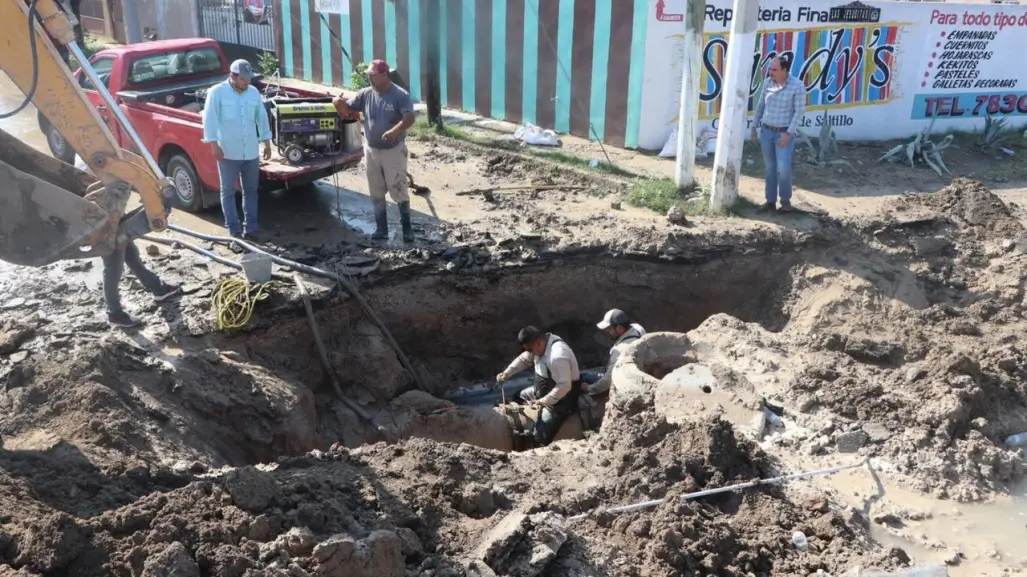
828, 1, 881, 23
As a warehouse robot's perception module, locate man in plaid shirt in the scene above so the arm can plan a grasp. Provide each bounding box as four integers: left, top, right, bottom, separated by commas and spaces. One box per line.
750, 56, 806, 212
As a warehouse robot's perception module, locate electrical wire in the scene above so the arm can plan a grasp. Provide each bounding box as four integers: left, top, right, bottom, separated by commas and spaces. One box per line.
528, 0, 614, 166
0, 0, 42, 119
211, 277, 273, 330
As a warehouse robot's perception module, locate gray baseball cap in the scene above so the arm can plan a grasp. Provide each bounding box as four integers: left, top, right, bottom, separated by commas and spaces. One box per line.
230, 59, 256, 80
597, 309, 630, 330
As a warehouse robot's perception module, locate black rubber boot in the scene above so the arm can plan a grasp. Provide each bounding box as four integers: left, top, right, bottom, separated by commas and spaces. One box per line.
399, 201, 414, 243
371, 200, 388, 241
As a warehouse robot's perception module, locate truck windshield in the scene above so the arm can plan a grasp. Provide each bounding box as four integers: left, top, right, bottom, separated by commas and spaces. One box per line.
127, 48, 223, 85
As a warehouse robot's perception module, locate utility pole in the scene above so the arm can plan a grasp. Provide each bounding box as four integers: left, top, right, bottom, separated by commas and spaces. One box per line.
674, 0, 705, 190
121, 0, 142, 43
709, 0, 758, 211
424, 0, 442, 128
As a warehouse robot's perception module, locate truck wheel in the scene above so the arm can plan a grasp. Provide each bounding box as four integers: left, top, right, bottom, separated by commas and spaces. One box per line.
40, 114, 76, 165
165, 154, 206, 212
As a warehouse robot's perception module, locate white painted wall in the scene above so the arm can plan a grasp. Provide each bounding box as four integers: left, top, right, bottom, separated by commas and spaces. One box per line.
638, 0, 1027, 149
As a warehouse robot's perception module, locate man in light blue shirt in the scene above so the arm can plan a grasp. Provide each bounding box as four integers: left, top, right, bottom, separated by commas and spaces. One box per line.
202, 59, 272, 243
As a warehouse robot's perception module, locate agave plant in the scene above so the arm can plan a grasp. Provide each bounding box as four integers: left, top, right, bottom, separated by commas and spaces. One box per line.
978, 113, 1009, 151
879, 119, 953, 177
795, 110, 852, 168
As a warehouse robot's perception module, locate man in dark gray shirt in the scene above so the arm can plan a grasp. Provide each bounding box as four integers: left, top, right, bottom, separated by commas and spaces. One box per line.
333, 60, 416, 242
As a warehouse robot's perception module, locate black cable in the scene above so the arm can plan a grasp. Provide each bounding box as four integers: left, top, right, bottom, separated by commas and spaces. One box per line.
316, 12, 355, 69
528, 0, 614, 166
0, 0, 42, 120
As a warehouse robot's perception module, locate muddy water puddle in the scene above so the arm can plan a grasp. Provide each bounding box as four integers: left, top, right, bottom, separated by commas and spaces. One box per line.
820, 465, 1027, 576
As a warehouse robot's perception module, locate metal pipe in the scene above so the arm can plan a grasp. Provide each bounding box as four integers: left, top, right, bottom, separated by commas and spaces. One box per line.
141, 235, 242, 270
67, 42, 164, 179
568, 460, 868, 522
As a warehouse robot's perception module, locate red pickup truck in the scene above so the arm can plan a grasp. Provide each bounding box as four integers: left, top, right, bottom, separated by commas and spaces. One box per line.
38, 38, 362, 212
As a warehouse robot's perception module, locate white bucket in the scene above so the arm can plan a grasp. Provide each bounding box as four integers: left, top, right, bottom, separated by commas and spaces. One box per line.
240, 253, 273, 283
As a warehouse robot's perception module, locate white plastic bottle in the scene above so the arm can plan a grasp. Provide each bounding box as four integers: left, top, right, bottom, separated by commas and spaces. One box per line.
792, 531, 809, 550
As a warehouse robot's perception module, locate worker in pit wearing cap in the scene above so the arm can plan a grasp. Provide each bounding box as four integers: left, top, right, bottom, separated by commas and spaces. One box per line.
581, 309, 647, 397
496, 326, 584, 446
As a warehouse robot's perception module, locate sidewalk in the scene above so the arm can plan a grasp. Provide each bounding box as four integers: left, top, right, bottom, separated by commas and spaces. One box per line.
276, 76, 1027, 221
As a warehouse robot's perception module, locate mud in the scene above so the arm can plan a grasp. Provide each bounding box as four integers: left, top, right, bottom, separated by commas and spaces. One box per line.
1, 82, 1026, 577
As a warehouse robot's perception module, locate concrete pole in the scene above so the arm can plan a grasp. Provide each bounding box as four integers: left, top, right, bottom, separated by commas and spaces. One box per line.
709, 0, 758, 211
121, 0, 142, 43
674, 0, 705, 190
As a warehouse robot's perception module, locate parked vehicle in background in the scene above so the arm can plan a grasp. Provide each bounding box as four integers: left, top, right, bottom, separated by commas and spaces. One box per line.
38, 38, 363, 212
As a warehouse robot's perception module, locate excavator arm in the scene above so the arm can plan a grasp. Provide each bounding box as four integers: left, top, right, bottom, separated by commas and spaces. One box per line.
0, 0, 176, 267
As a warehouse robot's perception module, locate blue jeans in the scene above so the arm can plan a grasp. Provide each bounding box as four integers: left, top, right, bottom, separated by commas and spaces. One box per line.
218, 158, 260, 235
759, 128, 796, 204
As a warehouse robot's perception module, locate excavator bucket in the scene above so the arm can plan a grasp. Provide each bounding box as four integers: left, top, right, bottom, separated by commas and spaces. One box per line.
0, 127, 118, 267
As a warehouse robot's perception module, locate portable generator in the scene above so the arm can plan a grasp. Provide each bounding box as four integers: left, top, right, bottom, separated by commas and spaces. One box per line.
267, 97, 344, 165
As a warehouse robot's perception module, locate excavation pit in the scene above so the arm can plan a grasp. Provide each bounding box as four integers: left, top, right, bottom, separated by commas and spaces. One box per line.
241, 252, 803, 454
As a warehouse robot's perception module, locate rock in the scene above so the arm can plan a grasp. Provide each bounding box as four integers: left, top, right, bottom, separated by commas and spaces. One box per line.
610, 200, 622, 210
222, 466, 278, 513
141, 542, 199, 577
997, 357, 1018, 373
796, 395, 817, 413
842, 337, 903, 365
313, 531, 403, 577
805, 496, 829, 514
1, 298, 26, 310
948, 375, 974, 389
466, 560, 499, 577
277, 526, 317, 557
396, 527, 422, 557
247, 516, 274, 542
835, 430, 869, 453
312, 534, 357, 571
666, 206, 687, 225
525, 513, 569, 573
911, 237, 951, 257
889, 547, 912, 564
0, 325, 35, 355
145, 244, 160, 257
457, 483, 496, 517
9, 351, 28, 364
1002, 239, 1016, 252
809, 512, 845, 540
905, 366, 927, 383
862, 423, 892, 443
947, 355, 980, 377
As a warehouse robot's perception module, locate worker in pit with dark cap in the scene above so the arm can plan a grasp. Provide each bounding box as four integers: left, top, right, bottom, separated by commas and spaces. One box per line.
581, 309, 646, 397
496, 326, 584, 446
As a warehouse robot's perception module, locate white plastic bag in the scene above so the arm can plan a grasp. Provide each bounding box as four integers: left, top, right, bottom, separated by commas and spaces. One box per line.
513, 123, 560, 147
659, 126, 715, 159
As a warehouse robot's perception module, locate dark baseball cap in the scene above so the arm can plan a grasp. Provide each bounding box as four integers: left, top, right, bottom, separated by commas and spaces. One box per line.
597, 309, 630, 330
230, 59, 255, 80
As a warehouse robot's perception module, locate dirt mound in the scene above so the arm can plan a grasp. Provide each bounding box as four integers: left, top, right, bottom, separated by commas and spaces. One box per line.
893, 177, 1023, 240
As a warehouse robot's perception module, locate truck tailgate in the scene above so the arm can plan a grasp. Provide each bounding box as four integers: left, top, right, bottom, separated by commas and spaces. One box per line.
260, 148, 363, 181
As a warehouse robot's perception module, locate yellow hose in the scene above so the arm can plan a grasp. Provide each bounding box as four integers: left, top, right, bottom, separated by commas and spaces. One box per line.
212, 277, 273, 330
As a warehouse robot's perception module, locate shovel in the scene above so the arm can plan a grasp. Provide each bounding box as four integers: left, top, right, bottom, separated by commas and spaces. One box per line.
407, 172, 431, 197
